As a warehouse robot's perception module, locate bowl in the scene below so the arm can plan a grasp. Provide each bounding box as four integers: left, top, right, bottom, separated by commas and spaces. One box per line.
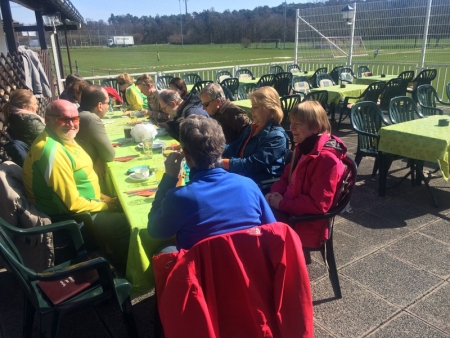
133, 168, 150, 179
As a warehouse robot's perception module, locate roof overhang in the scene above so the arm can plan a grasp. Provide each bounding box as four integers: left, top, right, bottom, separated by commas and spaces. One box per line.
10, 0, 84, 24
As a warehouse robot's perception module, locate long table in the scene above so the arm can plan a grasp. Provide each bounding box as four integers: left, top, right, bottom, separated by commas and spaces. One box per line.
311, 84, 368, 105
378, 115, 450, 206
104, 111, 177, 294
355, 74, 398, 85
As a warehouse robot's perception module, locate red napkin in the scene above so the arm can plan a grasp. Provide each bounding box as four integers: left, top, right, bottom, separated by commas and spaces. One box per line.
114, 155, 140, 162
112, 142, 119, 147
166, 143, 181, 151
124, 188, 157, 197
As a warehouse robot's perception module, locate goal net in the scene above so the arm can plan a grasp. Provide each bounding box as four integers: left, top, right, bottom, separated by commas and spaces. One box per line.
319, 36, 367, 58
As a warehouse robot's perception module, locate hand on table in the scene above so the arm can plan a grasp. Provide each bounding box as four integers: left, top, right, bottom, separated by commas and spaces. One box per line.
265, 192, 283, 209
164, 152, 184, 178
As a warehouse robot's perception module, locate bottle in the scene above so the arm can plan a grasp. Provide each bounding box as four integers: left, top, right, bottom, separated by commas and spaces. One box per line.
183, 160, 190, 183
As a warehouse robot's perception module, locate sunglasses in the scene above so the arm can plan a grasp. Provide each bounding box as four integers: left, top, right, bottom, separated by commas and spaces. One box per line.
48, 114, 80, 124
202, 94, 222, 108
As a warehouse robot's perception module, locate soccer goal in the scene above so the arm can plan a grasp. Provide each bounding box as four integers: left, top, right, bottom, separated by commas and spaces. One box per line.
320, 36, 367, 58
259, 39, 281, 49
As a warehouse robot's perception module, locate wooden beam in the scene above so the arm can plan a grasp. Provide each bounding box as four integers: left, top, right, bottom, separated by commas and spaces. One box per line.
34, 12, 47, 50
0, 0, 18, 53
13, 25, 79, 32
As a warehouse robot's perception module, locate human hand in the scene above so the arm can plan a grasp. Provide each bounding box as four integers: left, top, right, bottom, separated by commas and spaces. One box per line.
101, 194, 118, 211
266, 192, 283, 209
164, 152, 184, 178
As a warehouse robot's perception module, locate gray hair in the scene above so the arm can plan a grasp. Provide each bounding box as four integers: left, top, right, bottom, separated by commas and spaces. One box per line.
200, 83, 225, 103
159, 89, 183, 105
179, 115, 225, 170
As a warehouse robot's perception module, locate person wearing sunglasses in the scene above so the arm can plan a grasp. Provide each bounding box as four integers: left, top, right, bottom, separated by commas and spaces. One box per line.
22, 99, 130, 273
200, 83, 250, 144
76, 85, 116, 189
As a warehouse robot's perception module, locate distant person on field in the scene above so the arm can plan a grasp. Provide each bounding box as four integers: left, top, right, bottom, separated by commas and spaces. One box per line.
157, 52, 160, 61
157, 89, 209, 140
117, 73, 148, 111
76, 85, 115, 189
200, 83, 250, 144
373, 49, 379, 58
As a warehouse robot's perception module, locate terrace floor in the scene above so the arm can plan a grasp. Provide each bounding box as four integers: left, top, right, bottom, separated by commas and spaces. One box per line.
1, 119, 450, 337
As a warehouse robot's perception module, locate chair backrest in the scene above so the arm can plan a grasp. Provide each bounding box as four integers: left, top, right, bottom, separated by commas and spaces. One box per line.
339, 67, 355, 84
274, 72, 293, 96
257, 74, 276, 87
292, 76, 311, 95
287, 64, 301, 73
235, 68, 254, 80
310, 67, 328, 88
280, 94, 302, 130
182, 73, 202, 85
304, 90, 328, 110
101, 78, 120, 93
190, 80, 213, 94
220, 77, 239, 96
417, 84, 444, 116
351, 101, 389, 152
216, 70, 232, 83
446, 82, 450, 102
156, 75, 174, 90
378, 78, 403, 111
269, 65, 284, 74
316, 73, 335, 88
356, 66, 371, 78
237, 83, 258, 100
221, 85, 235, 101
397, 70, 415, 95
411, 69, 437, 102
328, 155, 357, 216
362, 81, 386, 103
389, 96, 423, 124
329, 66, 343, 84
152, 222, 313, 338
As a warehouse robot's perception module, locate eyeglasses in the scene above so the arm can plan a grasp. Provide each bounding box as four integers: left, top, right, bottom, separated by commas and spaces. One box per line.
201, 94, 221, 108
160, 104, 169, 112
47, 114, 80, 124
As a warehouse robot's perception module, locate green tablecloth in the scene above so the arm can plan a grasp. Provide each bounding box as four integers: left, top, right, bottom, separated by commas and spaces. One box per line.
311, 84, 368, 105
104, 113, 177, 294
355, 75, 398, 85
239, 77, 260, 84
234, 99, 252, 114
378, 115, 450, 181
186, 84, 194, 93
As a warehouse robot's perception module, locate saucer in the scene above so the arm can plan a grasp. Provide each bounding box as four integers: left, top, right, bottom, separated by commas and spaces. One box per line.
137, 141, 166, 149
129, 173, 152, 182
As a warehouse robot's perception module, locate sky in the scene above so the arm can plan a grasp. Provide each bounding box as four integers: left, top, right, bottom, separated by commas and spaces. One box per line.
10, 0, 308, 24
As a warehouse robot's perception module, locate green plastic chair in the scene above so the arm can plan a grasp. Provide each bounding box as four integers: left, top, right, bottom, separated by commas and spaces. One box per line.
397, 70, 415, 96
101, 78, 120, 92
291, 76, 312, 95
280, 94, 303, 130
0, 217, 138, 338
237, 83, 258, 100
417, 84, 447, 116
356, 65, 371, 78
446, 82, 450, 101
220, 77, 239, 97
182, 73, 202, 85
235, 68, 254, 80
336, 81, 386, 131
216, 70, 232, 83
351, 101, 391, 177
274, 72, 293, 96
378, 78, 403, 112
315, 73, 335, 88
287, 64, 301, 73
257, 74, 276, 87
339, 67, 356, 84
329, 66, 343, 84
310, 67, 328, 88
389, 96, 423, 124
221, 85, 235, 101
190, 80, 213, 94
269, 65, 284, 74
407, 69, 437, 103
156, 75, 174, 90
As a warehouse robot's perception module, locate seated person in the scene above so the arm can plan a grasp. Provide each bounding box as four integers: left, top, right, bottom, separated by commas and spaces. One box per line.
157, 89, 209, 140
118, 73, 148, 111
221, 86, 288, 183
62, 79, 89, 108
3, 89, 45, 147
76, 85, 115, 189
200, 83, 251, 144
148, 115, 275, 250
59, 73, 83, 102
22, 100, 130, 273
265, 101, 347, 248
169, 77, 189, 100
135, 74, 162, 113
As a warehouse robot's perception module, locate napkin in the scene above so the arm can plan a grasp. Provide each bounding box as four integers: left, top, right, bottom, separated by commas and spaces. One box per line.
166, 143, 181, 151
124, 187, 157, 197
114, 155, 140, 162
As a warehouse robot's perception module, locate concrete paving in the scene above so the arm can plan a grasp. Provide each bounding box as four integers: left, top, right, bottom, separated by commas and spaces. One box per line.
1, 119, 450, 337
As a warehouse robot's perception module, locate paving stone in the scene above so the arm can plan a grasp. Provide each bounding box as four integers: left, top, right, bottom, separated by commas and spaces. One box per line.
332, 228, 378, 267
341, 251, 441, 307
314, 323, 336, 338
419, 218, 450, 245
312, 276, 398, 338
367, 312, 450, 338
408, 282, 450, 334
384, 233, 450, 278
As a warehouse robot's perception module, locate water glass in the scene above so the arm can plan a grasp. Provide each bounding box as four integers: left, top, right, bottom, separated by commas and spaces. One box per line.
142, 138, 153, 159
154, 162, 165, 184
121, 102, 128, 114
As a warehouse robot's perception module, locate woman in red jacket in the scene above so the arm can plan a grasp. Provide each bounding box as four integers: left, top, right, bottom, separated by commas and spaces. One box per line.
265, 100, 347, 249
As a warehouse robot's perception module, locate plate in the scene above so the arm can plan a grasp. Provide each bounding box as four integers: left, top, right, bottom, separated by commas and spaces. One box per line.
129, 172, 152, 182
137, 141, 166, 149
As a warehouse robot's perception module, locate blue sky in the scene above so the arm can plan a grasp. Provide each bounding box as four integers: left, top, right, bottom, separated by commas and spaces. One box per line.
10, 0, 306, 24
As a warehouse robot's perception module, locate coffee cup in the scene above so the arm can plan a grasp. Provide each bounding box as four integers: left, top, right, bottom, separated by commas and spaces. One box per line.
124, 128, 132, 139
134, 168, 150, 179
340, 83, 346, 88
438, 119, 449, 126
381, 74, 386, 78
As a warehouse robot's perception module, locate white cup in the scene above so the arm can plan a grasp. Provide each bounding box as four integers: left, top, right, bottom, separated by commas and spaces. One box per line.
134, 168, 150, 179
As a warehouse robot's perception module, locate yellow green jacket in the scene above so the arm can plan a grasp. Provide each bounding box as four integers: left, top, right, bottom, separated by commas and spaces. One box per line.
126, 83, 148, 110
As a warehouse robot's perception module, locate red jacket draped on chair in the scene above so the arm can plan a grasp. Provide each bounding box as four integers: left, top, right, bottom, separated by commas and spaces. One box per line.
152, 222, 314, 338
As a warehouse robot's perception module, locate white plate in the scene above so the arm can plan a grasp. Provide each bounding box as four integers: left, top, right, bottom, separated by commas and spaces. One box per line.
129, 172, 152, 182
137, 141, 166, 149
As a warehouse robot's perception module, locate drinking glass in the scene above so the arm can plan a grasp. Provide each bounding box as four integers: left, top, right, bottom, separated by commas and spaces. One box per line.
142, 138, 153, 159
121, 102, 128, 114
154, 161, 165, 184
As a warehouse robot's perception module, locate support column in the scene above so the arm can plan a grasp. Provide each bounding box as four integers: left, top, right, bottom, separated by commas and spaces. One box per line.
0, 0, 17, 53
35, 11, 47, 50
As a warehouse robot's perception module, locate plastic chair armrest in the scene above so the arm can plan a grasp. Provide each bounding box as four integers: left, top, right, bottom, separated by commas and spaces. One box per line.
289, 213, 333, 223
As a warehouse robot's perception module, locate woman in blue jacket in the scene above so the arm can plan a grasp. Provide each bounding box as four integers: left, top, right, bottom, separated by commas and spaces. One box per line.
221, 86, 288, 183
